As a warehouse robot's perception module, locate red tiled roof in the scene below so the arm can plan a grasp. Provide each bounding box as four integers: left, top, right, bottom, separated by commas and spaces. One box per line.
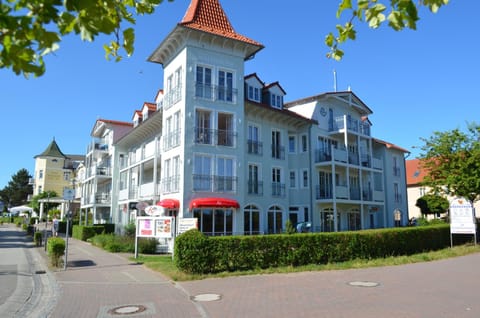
143, 102, 156, 111
96, 118, 133, 127
180, 0, 263, 47
406, 158, 428, 186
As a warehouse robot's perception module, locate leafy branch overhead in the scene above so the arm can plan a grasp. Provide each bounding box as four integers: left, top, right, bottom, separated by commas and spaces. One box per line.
326, 0, 449, 61
0, 0, 169, 77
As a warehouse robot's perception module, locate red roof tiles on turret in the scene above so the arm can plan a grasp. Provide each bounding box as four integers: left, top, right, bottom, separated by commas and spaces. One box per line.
180, 0, 263, 47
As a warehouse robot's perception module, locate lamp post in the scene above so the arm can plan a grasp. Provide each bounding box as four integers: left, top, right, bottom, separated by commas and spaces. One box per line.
44, 192, 50, 251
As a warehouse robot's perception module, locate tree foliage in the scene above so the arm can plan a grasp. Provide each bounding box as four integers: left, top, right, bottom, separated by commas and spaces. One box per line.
415, 194, 449, 216
0, 0, 170, 77
326, 0, 449, 60
30, 190, 58, 214
418, 123, 480, 204
0, 168, 33, 209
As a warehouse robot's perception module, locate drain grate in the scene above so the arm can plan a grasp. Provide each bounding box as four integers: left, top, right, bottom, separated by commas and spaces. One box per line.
348, 281, 380, 287
191, 293, 222, 302
108, 305, 147, 315
98, 302, 155, 317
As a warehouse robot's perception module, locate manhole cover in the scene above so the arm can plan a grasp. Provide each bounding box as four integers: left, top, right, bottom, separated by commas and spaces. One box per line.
35, 270, 46, 274
191, 293, 222, 302
107, 305, 147, 315
348, 281, 379, 287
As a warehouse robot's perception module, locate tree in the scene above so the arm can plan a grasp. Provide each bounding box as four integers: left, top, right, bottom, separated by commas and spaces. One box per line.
30, 190, 58, 216
0, 0, 168, 77
326, 0, 449, 61
415, 194, 449, 218
0, 168, 33, 208
418, 123, 480, 204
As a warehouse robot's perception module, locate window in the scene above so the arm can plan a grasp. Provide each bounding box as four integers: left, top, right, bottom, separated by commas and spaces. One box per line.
247, 124, 262, 155
218, 70, 233, 102
419, 187, 426, 196
193, 208, 233, 236
216, 157, 235, 192
163, 158, 172, 192
289, 170, 296, 188
244, 205, 260, 235
271, 130, 283, 159
39, 170, 44, 179
272, 167, 284, 197
288, 135, 296, 153
247, 86, 260, 102
64, 171, 70, 181
302, 170, 308, 188
248, 164, 262, 195
267, 205, 283, 234
271, 94, 283, 108
196, 66, 212, 99
301, 135, 308, 152
393, 157, 400, 176
172, 156, 180, 192
193, 155, 212, 191
195, 109, 211, 144
217, 113, 234, 146
394, 183, 401, 202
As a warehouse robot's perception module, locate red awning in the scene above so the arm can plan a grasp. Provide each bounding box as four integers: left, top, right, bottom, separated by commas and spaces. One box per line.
157, 198, 180, 209
189, 198, 240, 209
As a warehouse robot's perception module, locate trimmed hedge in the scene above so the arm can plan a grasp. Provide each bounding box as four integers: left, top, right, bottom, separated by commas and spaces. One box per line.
47, 237, 65, 267
174, 225, 451, 274
72, 225, 107, 241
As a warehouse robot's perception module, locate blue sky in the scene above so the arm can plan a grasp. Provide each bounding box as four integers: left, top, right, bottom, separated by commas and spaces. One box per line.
1, 0, 478, 189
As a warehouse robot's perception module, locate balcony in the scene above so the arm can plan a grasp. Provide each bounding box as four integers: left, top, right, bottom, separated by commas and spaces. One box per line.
162, 176, 180, 194
193, 175, 237, 192
329, 116, 371, 137
163, 129, 181, 151
315, 185, 348, 200
271, 145, 285, 160
195, 83, 238, 104
271, 182, 286, 197
247, 140, 263, 155
87, 140, 108, 153
247, 180, 263, 195
163, 85, 182, 110
314, 148, 348, 164
95, 193, 111, 204
194, 128, 236, 147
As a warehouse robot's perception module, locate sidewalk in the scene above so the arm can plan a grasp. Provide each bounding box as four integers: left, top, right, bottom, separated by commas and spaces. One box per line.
33, 229, 480, 318
35, 233, 205, 318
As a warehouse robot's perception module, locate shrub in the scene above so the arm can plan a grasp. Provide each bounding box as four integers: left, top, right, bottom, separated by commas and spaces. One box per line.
34, 231, 43, 246
72, 225, 106, 241
174, 225, 451, 274
138, 238, 158, 254
124, 222, 136, 237
47, 237, 65, 267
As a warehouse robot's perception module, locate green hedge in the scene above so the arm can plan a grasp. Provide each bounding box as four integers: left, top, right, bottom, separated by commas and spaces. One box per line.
72, 225, 107, 241
47, 237, 65, 267
174, 225, 451, 274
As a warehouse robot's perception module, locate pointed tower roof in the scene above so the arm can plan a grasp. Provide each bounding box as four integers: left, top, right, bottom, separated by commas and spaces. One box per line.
149, 0, 263, 65
34, 138, 68, 159
179, 0, 262, 47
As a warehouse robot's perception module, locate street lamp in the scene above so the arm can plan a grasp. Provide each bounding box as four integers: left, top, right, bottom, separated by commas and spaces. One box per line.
394, 208, 402, 227
44, 192, 50, 252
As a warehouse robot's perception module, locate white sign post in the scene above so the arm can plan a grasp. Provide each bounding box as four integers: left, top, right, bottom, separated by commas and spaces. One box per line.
449, 197, 477, 247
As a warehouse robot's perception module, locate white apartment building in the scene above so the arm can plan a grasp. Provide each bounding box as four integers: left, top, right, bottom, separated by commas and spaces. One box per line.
81, 0, 409, 234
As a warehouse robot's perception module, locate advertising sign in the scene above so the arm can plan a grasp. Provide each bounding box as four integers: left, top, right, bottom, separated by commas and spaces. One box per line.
144, 205, 163, 216
178, 218, 198, 234
155, 217, 173, 238
450, 198, 476, 234
137, 216, 174, 238
137, 218, 155, 237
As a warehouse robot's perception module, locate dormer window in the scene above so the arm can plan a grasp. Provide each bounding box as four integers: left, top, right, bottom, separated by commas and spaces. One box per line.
248, 85, 261, 102
271, 94, 283, 109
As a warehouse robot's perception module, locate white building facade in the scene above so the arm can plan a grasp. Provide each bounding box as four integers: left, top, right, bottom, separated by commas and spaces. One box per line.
81, 0, 409, 234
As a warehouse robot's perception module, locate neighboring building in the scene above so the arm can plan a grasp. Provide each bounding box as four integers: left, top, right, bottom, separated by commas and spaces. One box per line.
33, 138, 84, 219
79, 119, 133, 224
84, 0, 410, 234
406, 158, 479, 220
